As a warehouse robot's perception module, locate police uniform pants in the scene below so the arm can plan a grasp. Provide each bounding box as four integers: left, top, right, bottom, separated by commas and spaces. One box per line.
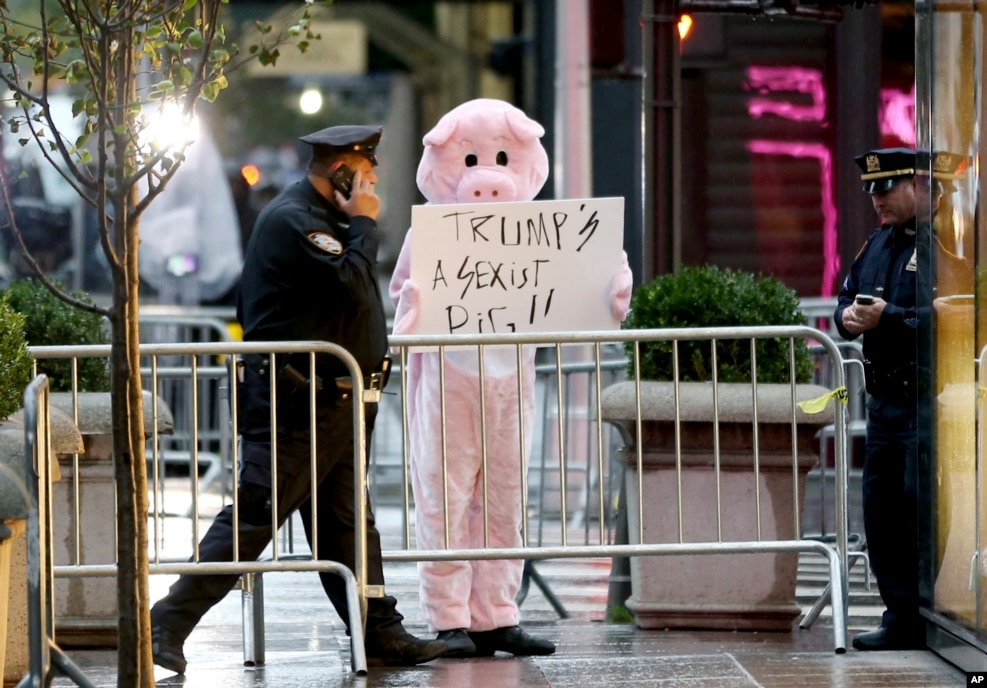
151, 384, 405, 643
862, 401, 921, 632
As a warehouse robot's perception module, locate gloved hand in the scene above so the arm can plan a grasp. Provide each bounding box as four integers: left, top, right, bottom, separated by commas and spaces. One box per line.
609, 251, 633, 321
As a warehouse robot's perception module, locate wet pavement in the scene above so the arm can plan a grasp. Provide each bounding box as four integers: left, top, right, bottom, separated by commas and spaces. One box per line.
49, 553, 968, 688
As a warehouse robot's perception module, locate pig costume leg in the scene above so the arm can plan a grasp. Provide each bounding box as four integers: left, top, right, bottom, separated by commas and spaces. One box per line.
408, 352, 534, 632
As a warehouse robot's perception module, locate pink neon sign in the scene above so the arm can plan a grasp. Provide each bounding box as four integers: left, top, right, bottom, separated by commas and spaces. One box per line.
743, 67, 917, 295
880, 85, 916, 147
746, 66, 827, 122
744, 67, 838, 296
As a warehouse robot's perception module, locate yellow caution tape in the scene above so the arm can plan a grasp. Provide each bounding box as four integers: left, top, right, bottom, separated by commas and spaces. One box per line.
227, 321, 244, 342
797, 386, 849, 414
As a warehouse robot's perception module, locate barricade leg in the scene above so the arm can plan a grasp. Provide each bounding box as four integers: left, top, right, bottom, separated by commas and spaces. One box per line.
822, 545, 848, 654
241, 573, 265, 666
516, 560, 570, 618
800, 547, 870, 631
239, 566, 367, 674
341, 568, 367, 675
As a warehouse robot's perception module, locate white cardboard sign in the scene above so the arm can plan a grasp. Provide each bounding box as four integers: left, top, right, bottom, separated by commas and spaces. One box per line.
408, 197, 625, 336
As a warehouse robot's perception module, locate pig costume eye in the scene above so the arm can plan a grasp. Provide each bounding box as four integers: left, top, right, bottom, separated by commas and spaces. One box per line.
464, 151, 508, 167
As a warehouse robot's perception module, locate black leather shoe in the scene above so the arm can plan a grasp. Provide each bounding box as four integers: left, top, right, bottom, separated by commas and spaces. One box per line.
365, 629, 448, 666
436, 628, 477, 658
469, 625, 556, 656
852, 626, 924, 651
151, 625, 188, 674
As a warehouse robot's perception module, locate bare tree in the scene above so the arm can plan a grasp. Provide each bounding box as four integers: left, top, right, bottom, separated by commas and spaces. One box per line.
0, 2, 320, 685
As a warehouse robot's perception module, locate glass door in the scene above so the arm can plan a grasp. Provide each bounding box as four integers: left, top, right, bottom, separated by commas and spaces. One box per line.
916, 0, 987, 668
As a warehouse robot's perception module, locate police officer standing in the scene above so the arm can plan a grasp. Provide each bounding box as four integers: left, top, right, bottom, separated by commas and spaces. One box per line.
835, 147, 926, 651
149, 125, 447, 672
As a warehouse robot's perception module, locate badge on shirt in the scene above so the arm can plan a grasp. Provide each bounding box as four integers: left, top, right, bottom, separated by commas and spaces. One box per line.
307, 231, 343, 255
906, 248, 917, 271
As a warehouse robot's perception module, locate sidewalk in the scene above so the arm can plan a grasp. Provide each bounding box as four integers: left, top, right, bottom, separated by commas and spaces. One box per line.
49, 553, 966, 688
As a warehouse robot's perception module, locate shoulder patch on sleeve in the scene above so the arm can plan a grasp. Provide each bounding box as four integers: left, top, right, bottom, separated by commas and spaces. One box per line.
307, 231, 343, 255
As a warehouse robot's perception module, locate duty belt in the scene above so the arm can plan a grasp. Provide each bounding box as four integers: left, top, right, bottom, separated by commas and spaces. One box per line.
335, 357, 391, 402
240, 353, 391, 400
863, 359, 916, 401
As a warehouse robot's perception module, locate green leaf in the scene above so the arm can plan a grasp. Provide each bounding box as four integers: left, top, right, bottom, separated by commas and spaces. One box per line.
210, 47, 230, 65
202, 81, 222, 103
259, 47, 280, 66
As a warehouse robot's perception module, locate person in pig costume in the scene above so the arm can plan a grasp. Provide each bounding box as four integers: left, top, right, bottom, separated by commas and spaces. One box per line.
389, 98, 632, 658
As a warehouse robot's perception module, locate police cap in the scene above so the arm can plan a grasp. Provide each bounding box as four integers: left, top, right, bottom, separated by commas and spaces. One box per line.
854, 147, 916, 194
916, 149, 967, 193
299, 124, 383, 166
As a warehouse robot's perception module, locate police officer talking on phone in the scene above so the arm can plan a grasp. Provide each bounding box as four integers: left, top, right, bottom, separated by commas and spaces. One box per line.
834, 147, 926, 652
150, 125, 448, 673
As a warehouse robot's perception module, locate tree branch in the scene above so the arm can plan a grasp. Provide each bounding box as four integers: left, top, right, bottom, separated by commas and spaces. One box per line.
0, 160, 109, 318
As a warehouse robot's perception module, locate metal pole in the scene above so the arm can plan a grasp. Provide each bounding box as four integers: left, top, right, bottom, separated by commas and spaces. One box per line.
554, 0, 592, 199
642, 0, 681, 280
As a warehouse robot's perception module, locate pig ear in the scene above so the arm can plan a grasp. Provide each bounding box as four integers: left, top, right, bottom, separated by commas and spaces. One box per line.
422, 111, 459, 147
504, 108, 545, 143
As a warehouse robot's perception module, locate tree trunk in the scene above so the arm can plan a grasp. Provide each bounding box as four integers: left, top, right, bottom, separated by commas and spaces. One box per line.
108, 29, 153, 688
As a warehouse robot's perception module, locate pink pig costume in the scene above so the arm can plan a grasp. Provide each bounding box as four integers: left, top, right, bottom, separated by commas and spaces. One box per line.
389, 99, 633, 657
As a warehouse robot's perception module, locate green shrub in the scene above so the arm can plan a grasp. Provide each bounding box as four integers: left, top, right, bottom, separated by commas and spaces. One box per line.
623, 265, 813, 383
3, 278, 110, 392
0, 295, 33, 419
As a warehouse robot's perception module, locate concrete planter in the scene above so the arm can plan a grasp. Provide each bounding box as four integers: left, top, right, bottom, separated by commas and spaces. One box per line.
46, 391, 174, 648
601, 380, 833, 632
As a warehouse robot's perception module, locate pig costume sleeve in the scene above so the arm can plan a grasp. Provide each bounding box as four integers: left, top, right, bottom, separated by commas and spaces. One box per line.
389, 99, 632, 634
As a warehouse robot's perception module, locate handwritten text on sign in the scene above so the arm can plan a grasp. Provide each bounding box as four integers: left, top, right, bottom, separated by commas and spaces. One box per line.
409, 197, 625, 335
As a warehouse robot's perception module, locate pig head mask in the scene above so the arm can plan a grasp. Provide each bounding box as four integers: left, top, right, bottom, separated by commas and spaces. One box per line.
416, 98, 549, 204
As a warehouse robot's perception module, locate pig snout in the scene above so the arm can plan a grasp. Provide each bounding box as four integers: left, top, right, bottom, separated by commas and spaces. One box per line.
456, 167, 519, 203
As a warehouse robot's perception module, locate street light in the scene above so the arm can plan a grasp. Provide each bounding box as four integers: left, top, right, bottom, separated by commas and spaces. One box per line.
678, 14, 694, 40
143, 101, 199, 153
299, 87, 322, 115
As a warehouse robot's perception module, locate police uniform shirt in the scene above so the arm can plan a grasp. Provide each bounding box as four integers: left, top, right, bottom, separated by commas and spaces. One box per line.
835, 220, 918, 378
236, 177, 388, 378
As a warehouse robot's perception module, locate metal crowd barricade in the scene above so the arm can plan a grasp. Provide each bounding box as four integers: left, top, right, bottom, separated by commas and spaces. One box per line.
28, 341, 374, 675
800, 340, 871, 629
27, 324, 851, 676
17, 375, 96, 688
138, 311, 239, 509
387, 326, 850, 653
518, 348, 629, 617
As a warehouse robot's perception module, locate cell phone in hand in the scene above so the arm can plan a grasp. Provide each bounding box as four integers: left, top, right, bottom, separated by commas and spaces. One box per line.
328, 165, 355, 199
855, 294, 874, 306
